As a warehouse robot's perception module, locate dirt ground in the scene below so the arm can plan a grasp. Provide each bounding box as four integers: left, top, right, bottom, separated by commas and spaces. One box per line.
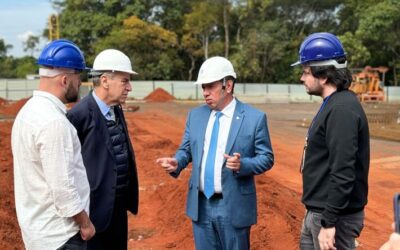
1, 98, 400, 249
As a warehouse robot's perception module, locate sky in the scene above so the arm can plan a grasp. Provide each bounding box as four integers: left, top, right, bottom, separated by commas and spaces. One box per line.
0, 0, 55, 58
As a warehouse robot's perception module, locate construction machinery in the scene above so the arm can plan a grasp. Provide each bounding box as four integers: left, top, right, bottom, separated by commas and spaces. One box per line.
350, 66, 388, 102
48, 14, 60, 41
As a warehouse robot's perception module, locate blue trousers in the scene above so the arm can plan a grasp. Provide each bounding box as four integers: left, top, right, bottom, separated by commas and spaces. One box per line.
300, 210, 364, 250
192, 192, 250, 250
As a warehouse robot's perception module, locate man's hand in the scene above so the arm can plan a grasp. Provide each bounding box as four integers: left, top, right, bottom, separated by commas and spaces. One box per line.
72, 210, 95, 241
224, 153, 241, 172
318, 227, 337, 250
156, 157, 178, 173
80, 219, 95, 240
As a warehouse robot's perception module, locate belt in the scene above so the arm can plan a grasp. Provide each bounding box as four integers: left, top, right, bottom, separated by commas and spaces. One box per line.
199, 191, 223, 199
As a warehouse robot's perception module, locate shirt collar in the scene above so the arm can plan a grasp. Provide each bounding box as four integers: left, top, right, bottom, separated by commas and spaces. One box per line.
33, 90, 67, 114
211, 98, 236, 118
92, 91, 112, 117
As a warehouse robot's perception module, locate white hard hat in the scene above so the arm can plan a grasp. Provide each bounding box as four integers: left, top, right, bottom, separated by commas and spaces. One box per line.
92, 49, 138, 75
195, 56, 236, 85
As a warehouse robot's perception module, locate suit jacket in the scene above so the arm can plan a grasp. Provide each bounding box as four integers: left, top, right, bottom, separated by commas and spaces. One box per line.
67, 93, 139, 232
171, 99, 274, 228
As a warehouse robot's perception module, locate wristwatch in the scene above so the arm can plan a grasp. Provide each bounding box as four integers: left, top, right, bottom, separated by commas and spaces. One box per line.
321, 218, 335, 228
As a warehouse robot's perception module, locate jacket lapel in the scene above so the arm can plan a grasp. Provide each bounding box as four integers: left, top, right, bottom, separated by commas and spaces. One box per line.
196, 108, 212, 166
88, 93, 115, 161
225, 99, 245, 154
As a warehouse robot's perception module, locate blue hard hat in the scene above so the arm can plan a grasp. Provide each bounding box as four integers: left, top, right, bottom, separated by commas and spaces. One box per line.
291, 32, 346, 66
37, 39, 87, 70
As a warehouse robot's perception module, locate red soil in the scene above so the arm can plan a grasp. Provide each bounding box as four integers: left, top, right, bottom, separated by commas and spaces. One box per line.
144, 88, 175, 102
0, 101, 399, 249
0, 97, 7, 106
0, 98, 30, 117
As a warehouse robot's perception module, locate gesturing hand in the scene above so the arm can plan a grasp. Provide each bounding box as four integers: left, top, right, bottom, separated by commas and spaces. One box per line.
224, 153, 241, 172
156, 157, 178, 173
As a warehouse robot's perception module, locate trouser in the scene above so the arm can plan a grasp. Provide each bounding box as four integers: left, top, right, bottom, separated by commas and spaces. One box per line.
87, 196, 128, 250
300, 209, 364, 250
56, 232, 86, 250
192, 192, 251, 250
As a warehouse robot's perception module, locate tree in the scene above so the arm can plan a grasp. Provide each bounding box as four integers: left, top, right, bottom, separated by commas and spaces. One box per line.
223, 0, 231, 57
95, 16, 182, 80
338, 32, 370, 68
52, 0, 145, 61
14, 56, 37, 78
0, 39, 13, 58
356, 0, 400, 85
23, 35, 40, 56
183, 1, 222, 59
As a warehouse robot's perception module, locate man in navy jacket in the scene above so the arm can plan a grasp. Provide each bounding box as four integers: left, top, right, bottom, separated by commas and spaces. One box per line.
67, 49, 139, 250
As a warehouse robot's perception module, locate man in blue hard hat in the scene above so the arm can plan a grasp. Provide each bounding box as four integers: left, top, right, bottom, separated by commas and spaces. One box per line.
12, 39, 95, 250
292, 32, 370, 250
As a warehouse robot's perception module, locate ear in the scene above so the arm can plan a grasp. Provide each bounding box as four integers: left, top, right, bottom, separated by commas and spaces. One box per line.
225, 79, 234, 93
100, 74, 109, 89
320, 77, 328, 86
60, 75, 68, 87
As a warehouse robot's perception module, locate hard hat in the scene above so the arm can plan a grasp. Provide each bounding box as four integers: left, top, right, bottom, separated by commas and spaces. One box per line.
92, 49, 138, 75
195, 56, 236, 85
291, 32, 347, 68
37, 39, 87, 71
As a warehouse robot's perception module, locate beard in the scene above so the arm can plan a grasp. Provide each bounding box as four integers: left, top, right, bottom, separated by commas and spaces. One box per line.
65, 82, 79, 103
305, 79, 323, 97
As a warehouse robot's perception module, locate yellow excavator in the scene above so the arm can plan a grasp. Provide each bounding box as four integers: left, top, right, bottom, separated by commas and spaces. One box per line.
350, 66, 388, 102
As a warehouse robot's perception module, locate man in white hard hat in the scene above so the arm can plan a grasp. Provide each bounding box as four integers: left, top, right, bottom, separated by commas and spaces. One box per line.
156, 56, 274, 250
67, 49, 139, 250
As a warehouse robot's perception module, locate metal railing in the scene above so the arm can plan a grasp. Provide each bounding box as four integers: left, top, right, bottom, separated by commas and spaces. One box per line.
1, 79, 399, 103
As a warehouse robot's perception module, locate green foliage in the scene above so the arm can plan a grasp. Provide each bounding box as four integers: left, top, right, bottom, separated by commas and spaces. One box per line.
14, 57, 38, 78
2, 0, 400, 84
59, 10, 116, 59
0, 39, 12, 58
95, 16, 182, 80
0, 56, 37, 78
23, 35, 40, 57
339, 32, 370, 67
183, 1, 223, 59
0, 57, 17, 78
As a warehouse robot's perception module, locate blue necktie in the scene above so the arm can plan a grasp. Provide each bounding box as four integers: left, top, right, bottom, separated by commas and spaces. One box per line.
107, 107, 115, 121
204, 111, 223, 199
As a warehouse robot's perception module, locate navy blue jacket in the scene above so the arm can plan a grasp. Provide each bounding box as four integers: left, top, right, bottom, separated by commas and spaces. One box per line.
67, 93, 139, 232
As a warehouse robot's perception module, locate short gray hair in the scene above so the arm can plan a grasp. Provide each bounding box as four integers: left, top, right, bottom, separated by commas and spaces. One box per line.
91, 71, 114, 87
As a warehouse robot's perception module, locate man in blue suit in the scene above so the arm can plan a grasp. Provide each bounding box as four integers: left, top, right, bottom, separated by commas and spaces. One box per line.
156, 56, 274, 250
67, 49, 139, 250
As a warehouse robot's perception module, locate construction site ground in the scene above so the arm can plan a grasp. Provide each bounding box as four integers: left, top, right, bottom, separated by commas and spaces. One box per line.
1, 97, 400, 249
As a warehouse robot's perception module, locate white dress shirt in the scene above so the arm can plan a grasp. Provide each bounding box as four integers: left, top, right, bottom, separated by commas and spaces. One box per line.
200, 98, 236, 193
11, 90, 90, 250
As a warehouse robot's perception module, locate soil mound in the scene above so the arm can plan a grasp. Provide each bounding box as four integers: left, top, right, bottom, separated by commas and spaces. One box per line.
0, 97, 30, 116
123, 104, 140, 112
144, 88, 175, 102
0, 97, 8, 106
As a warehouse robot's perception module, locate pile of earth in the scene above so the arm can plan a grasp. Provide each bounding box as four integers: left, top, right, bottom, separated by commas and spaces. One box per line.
143, 88, 175, 102
0, 98, 30, 117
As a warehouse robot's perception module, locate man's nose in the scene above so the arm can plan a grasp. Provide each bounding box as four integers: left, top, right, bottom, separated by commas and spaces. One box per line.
126, 82, 132, 91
